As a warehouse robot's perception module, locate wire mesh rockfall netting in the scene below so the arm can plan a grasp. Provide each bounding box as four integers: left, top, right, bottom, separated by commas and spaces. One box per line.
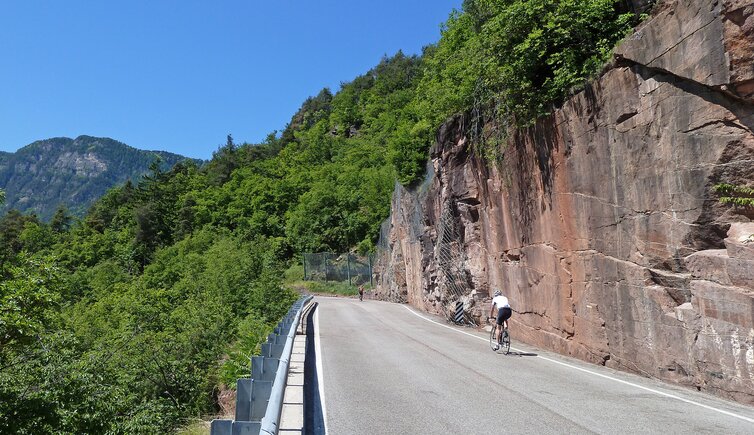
303, 252, 374, 285
434, 200, 477, 326
373, 162, 478, 325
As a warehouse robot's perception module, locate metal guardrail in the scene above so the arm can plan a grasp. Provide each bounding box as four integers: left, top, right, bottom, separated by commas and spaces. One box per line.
211, 295, 313, 435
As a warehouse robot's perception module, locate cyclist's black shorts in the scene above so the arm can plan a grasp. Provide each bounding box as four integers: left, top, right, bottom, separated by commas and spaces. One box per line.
497, 307, 512, 325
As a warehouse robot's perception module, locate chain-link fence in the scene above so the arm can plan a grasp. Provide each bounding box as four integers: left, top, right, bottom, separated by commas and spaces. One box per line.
303, 253, 374, 286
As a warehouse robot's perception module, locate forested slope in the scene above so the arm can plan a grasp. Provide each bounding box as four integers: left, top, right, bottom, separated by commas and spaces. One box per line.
0, 53, 422, 433
0, 1, 645, 432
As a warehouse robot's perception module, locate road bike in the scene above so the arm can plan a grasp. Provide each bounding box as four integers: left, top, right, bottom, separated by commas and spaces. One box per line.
489, 323, 511, 354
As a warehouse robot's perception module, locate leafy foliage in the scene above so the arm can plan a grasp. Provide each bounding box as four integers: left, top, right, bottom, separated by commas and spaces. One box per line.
0, 226, 296, 433
0, 256, 61, 359
390, 0, 641, 183
715, 183, 754, 207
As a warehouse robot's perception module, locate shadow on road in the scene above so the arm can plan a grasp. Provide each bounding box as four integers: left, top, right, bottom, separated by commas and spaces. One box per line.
304, 302, 325, 435
506, 351, 538, 357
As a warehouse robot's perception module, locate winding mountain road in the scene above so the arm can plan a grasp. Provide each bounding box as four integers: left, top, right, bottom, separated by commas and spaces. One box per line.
314, 296, 754, 434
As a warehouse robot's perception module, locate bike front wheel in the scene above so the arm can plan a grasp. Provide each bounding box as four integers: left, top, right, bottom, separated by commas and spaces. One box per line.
489, 325, 498, 351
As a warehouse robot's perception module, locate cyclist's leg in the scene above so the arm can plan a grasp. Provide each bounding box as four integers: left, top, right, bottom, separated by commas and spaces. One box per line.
501, 307, 512, 335
496, 308, 504, 343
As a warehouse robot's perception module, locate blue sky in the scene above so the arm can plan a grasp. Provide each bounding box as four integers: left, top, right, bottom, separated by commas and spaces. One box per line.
0, 0, 462, 159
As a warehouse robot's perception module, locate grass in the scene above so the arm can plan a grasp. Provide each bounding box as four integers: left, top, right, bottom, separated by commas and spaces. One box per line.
303, 281, 360, 296
282, 263, 369, 296
177, 419, 210, 435
283, 262, 305, 284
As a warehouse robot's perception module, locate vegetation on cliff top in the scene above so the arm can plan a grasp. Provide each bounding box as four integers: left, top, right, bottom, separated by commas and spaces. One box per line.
0, 1, 643, 432
390, 0, 641, 183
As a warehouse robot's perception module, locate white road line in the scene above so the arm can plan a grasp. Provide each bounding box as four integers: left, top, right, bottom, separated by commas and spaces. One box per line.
314, 307, 330, 434
403, 305, 754, 424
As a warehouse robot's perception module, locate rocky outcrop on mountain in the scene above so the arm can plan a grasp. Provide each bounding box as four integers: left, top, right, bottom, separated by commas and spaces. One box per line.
0, 136, 194, 220
375, 0, 754, 403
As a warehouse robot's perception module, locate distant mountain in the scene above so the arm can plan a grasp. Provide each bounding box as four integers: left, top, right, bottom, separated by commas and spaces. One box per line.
0, 135, 197, 221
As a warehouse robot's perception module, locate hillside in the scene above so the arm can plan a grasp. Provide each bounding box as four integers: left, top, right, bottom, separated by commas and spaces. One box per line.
0, 135, 194, 220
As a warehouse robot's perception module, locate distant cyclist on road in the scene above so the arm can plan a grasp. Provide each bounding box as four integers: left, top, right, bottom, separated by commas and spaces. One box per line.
489, 289, 511, 351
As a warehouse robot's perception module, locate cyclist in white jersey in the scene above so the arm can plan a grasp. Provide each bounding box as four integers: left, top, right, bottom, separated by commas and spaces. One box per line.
489, 290, 512, 350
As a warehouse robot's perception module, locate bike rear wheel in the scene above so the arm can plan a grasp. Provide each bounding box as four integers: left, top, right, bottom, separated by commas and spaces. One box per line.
501, 330, 511, 354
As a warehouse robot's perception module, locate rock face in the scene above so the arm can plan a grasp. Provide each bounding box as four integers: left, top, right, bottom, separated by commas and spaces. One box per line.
375, 0, 754, 403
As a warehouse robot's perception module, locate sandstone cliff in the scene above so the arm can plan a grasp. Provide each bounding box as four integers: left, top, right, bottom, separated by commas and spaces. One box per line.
375, 0, 754, 403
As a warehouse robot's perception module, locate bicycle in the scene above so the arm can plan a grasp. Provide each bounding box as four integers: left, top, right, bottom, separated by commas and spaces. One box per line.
489, 321, 511, 354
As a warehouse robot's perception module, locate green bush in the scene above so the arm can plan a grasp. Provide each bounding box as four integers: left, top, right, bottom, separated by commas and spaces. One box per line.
283, 262, 305, 284
715, 183, 754, 207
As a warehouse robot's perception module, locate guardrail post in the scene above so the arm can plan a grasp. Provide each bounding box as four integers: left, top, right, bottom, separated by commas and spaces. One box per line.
235, 378, 253, 421
252, 356, 279, 382
210, 419, 232, 435
347, 253, 352, 286
369, 254, 373, 287
232, 421, 261, 434
250, 380, 273, 420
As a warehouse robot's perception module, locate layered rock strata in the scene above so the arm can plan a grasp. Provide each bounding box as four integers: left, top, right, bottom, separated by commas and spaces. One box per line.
375, 0, 754, 403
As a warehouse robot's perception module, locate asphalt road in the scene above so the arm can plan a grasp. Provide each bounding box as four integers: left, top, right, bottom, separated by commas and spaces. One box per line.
314, 296, 754, 434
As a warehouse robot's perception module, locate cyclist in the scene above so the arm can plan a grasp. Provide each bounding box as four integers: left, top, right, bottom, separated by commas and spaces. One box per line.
489, 289, 511, 351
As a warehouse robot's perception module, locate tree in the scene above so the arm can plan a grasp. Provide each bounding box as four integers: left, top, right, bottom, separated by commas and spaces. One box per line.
176, 195, 197, 239
0, 256, 61, 359
0, 210, 40, 267
207, 135, 239, 186
50, 205, 72, 233
280, 88, 333, 145
134, 203, 161, 266
19, 221, 55, 253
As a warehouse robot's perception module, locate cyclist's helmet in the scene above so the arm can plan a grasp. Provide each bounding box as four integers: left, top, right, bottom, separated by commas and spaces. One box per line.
494, 289, 502, 297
